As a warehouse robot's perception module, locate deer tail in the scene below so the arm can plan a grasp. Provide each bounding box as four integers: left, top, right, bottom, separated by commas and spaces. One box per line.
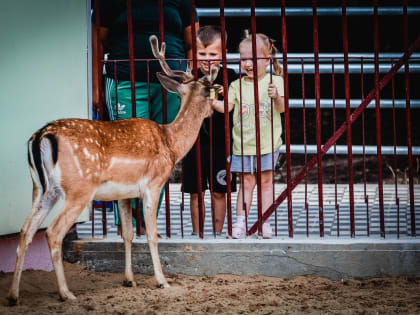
28, 124, 58, 195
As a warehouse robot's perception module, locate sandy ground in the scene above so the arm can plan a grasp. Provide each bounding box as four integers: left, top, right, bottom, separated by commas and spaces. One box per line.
0, 262, 419, 314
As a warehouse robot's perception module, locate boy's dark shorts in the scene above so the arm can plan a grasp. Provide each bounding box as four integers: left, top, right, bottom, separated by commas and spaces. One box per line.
183, 144, 237, 194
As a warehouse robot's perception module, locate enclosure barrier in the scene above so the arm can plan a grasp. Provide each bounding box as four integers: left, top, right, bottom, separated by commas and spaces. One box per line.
91, 0, 419, 239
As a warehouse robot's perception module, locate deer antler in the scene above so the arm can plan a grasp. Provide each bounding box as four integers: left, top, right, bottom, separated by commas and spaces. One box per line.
198, 66, 219, 86
149, 35, 194, 83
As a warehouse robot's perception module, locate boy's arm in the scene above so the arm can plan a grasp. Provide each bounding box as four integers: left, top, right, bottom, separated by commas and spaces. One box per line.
211, 99, 233, 113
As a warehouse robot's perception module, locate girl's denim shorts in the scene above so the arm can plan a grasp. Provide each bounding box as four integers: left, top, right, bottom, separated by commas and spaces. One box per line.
230, 150, 280, 173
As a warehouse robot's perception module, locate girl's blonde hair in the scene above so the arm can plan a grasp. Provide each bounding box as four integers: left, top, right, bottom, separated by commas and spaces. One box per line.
239, 30, 283, 77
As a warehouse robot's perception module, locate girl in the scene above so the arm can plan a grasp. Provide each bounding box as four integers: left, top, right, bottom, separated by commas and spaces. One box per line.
212, 32, 285, 238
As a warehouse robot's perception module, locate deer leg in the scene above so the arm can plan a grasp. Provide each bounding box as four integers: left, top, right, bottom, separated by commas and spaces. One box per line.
143, 188, 169, 288
7, 184, 59, 306
117, 198, 136, 287
45, 195, 92, 301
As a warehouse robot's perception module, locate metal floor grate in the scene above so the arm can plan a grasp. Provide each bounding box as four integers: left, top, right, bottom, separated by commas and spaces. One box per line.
76, 184, 420, 239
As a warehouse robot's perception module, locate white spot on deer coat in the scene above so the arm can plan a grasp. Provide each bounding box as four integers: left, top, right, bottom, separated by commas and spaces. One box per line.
83, 148, 90, 158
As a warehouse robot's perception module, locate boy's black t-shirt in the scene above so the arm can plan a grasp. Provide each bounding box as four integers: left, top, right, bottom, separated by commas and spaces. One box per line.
199, 67, 237, 147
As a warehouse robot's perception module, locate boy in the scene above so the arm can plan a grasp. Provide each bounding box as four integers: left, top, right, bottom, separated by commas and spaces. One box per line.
183, 25, 237, 236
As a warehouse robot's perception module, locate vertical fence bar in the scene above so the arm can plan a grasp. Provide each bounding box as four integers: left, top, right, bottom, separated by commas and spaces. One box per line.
270, 61, 275, 236
404, 0, 416, 237
101, 203, 107, 237
126, 0, 136, 119
111, 61, 119, 237
219, 0, 233, 238
158, 0, 172, 238
250, 0, 263, 237
126, 0, 142, 237
373, 0, 385, 238
281, 0, 293, 237
93, 0, 102, 238
180, 59, 185, 238
208, 60, 215, 237
147, 61, 151, 119
342, 1, 355, 238
332, 58, 339, 237
94, 0, 104, 119
239, 62, 247, 235
361, 57, 370, 236
301, 58, 309, 237
181, 162, 185, 238
210, 112, 216, 237
114, 62, 119, 120
391, 64, 400, 238
158, 0, 167, 124
189, 0, 203, 238
91, 202, 95, 237
312, 0, 324, 237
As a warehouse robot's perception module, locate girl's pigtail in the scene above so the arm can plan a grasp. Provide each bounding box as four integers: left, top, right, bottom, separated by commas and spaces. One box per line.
268, 38, 283, 77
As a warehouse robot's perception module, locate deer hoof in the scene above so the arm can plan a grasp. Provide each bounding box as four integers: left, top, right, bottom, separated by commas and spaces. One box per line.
7, 296, 18, 307
158, 282, 170, 289
123, 280, 136, 287
59, 291, 76, 301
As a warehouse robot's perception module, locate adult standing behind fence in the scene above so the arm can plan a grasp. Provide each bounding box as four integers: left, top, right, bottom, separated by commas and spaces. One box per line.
92, 0, 199, 234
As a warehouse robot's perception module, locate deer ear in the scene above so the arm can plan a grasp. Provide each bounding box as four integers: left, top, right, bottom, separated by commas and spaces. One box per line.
156, 72, 184, 95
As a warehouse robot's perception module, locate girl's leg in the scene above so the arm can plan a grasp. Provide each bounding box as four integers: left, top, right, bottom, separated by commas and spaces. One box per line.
232, 173, 256, 239
235, 173, 256, 217
260, 170, 275, 238
261, 170, 274, 216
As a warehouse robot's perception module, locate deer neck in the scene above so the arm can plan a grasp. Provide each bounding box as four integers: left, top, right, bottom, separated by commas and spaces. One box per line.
164, 91, 209, 163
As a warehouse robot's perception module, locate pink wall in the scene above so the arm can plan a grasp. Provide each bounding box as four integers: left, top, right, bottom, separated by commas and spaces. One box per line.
0, 230, 53, 272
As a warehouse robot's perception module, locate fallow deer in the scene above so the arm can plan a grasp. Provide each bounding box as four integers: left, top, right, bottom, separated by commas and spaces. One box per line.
7, 35, 219, 305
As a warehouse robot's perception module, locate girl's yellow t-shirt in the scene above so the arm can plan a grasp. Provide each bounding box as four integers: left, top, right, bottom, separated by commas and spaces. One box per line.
228, 74, 284, 156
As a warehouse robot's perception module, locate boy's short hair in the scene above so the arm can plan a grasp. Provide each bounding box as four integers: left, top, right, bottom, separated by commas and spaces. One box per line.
197, 25, 227, 47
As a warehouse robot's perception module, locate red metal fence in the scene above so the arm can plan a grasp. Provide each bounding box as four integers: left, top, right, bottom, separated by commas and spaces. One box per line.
91, 0, 419, 239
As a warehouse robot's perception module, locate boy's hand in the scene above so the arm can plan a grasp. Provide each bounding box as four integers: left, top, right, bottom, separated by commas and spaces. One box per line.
268, 83, 279, 99
211, 99, 233, 113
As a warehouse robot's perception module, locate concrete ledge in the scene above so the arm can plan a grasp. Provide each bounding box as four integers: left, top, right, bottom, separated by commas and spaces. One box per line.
64, 238, 420, 280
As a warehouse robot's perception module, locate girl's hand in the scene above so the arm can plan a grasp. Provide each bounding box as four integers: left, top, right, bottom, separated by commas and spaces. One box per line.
268, 83, 279, 99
